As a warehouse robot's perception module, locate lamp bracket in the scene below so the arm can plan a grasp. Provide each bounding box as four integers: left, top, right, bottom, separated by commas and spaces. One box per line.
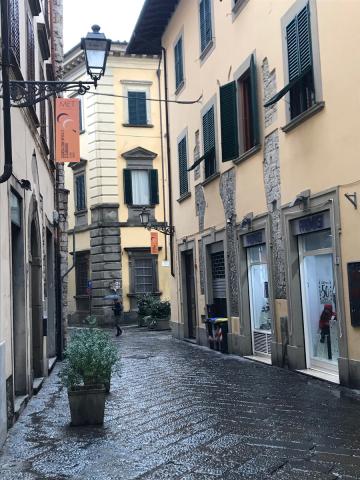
344, 192, 357, 210
1, 80, 94, 108
145, 221, 175, 237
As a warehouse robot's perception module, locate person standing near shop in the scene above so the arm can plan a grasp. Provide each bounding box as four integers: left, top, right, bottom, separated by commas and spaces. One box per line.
113, 300, 123, 337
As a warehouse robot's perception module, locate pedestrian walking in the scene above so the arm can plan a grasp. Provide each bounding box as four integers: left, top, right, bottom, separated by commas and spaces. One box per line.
112, 300, 123, 337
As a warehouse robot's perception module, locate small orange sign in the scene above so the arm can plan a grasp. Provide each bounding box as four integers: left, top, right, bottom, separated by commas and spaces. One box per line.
55, 98, 80, 163
151, 232, 159, 255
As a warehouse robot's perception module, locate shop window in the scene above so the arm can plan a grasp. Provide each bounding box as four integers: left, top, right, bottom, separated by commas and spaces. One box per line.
202, 105, 216, 179
220, 54, 259, 162
123, 169, 159, 206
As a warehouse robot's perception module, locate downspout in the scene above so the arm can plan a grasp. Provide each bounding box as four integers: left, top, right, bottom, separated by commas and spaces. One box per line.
161, 47, 175, 277
0, 0, 13, 184
156, 56, 168, 261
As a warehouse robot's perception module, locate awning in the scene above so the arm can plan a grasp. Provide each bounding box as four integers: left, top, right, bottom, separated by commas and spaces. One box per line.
263, 66, 312, 108
187, 148, 215, 172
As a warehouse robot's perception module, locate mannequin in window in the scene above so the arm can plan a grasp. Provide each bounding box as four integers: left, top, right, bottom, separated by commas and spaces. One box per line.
319, 304, 336, 360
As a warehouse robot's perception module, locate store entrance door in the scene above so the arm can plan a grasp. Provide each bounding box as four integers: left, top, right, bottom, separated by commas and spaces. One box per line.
299, 230, 339, 376
247, 244, 272, 357
184, 251, 196, 339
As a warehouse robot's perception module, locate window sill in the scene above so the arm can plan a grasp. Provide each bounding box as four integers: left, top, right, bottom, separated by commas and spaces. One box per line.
74, 209, 88, 216
232, 0, 249, 19
123, 123, 154, 128
282, 101, 325, 133
177, 191, 191, 203
233, 144, 261, 165
127, 291, 162, 298
200, 39, 214, 64
175, 80, 185, 97
202, 171, 220, 187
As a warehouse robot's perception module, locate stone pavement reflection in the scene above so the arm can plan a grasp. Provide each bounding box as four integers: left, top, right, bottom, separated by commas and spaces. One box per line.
1, 328, 360, 479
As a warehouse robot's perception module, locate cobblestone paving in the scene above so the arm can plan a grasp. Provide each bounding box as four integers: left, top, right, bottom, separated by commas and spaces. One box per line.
2, 328, 360, 479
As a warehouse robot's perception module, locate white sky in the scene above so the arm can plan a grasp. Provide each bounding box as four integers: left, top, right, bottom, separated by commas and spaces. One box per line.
63, 0, 146, 52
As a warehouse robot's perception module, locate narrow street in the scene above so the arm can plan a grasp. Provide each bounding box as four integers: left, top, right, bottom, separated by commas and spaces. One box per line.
1, 328, 360, 480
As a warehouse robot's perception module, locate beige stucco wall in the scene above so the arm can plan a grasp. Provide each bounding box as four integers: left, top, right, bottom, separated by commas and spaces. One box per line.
160, 0, 360, 358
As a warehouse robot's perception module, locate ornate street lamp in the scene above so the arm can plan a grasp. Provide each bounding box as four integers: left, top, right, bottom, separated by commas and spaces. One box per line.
139, 208, 174, 236
81, 25, 111, 86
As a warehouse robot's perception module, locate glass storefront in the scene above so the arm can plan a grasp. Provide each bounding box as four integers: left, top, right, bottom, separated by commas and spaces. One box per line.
247, 244, 272, 356
299, 229, 339, 374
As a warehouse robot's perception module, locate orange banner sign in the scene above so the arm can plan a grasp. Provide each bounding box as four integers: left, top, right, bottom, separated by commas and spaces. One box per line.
55, 98, 80, 163
151, 232, 159, 255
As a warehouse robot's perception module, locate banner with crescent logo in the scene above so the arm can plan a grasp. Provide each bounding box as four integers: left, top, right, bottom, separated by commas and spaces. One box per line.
55, 98, 80, 162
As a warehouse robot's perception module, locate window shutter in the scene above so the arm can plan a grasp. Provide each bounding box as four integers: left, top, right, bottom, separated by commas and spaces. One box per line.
200, 0, 206, 52
204, 0, 212, 46
178, 137, 188, 195
250, 55, 260, 147
149, 170, 159, 205
128, 91, 147, 125
75, 175, 86, 211
175, 38, 184, 89
286, 3, 312, 81
220, 81, 239, 162
203, 106, 216, 177
123, 169, 133, 205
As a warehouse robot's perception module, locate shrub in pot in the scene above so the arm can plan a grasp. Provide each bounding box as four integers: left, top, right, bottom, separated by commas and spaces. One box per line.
148, 300, 171, 330
61, 328, 118, 426
137, 293, 156, 327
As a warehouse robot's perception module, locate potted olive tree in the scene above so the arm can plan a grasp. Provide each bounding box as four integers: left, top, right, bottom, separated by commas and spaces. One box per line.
61, 328, 118, 426
148, 300, 171, 331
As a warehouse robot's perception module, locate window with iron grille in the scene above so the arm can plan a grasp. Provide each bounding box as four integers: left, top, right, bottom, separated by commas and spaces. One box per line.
75, 174, 86, 211
134, 257, 155, 294
27, 16, 35, 81
211, 251, 225, 279
9, 0, 20, 66
75, 251, 90, 296
178, 135, 188, 196
202, 105, 216, 179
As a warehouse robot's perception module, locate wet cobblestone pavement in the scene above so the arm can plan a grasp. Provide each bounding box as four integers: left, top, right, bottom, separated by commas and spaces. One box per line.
2, 328, 360, 479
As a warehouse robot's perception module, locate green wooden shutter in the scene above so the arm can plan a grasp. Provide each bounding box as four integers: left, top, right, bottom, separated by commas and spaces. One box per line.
200, 0, 206, 52
128, 91, 147, 125
220, 81, 239, 162
178, 137, 188, 195
175, 37, 184, 89
250, 55, 260, 147
286, 3, 312, 81
149, 170, 159, 205
203, 106, 216, 177
123, 169, 133, 205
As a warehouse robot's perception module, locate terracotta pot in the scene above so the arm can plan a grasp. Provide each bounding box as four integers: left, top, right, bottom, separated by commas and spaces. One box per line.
68, 384, 106, 426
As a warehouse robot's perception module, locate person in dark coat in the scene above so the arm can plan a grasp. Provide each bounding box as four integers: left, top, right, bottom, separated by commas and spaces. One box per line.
112, 300, 123, 337
319, 303, 336, 359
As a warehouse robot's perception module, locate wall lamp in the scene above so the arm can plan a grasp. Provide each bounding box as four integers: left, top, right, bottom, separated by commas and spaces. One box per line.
139, 207, 175, 236
0, 5, 111, 185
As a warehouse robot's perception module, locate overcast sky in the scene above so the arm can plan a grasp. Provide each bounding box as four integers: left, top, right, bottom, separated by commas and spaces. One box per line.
63, 0, 145, 52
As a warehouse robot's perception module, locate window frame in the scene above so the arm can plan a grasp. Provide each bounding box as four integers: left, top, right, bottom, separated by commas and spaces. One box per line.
123, 168, 159, 207
201, 96, 218, 182
281, 0, 323, 125
177, 129, 189, 199
127, 249, 159, 296
121, 81, 152, 127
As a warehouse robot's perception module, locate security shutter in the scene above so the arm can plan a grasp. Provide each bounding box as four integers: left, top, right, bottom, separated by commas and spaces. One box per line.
178, 137, 188, 196
286, 3, 312, 81
220, 81, 239, 162
203, 106, 216, 178
211, 251, 226, 298
128, 91, 147, 125
175, 37, 184, 89
149, 170, 159, 205
123, 169, 133, 205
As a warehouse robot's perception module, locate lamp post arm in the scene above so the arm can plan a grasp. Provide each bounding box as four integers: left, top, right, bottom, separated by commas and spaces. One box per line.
0, 0, 13, 184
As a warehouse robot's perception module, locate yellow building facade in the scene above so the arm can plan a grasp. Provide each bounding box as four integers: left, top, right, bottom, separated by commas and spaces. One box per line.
128, 0, 360, 387
64, 42, 170, 325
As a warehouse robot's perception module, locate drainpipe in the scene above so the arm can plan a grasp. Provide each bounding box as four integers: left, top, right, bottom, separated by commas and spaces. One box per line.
156, 58, 168, 261
0, 0, 13, 184
161, 47, 175, 277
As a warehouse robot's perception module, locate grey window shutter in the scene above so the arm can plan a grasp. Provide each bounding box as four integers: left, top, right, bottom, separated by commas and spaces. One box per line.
286, 3, 312, 81
128, 91, 147, 125
178, 137, 188, 195
75, 175, 86, 211
204, 0, 212, 46
220, 81, 239, 162
175, 37, 184, 89
200, 0, 206, 52
123, 169, 133, 205
203, 106, 216, 177
149, 170, 159, 205
250, 55, 260, 147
